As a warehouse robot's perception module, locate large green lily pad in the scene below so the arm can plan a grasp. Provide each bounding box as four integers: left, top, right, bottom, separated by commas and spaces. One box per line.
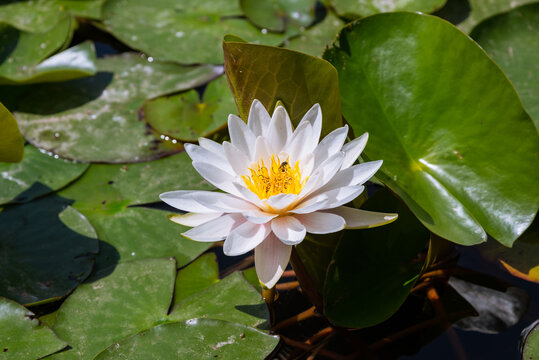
52, 258, 176, 359
0, 103, 23, 162
0, 145, 88, 205
325, 12, 539, 246
285, 12, 345, 57
174, 252, 219, 305
324, 188, 429, 328
241, 0, 315, 32
102, 0, 284, 64
15, 53, 220, 163
471, 3, 539, 130
0, 195, 98, 305
522, 321, 539, 360
0, 41, 98, 85
223, 40, 342, 136
458, 0, 537, 33
95, 319, 278, 360
0, 297, 67, 360
329, 0, 447, 17
0, 0, 67, 33
0, 14, 73, 82
59, 0, 106, 19
141, 75, 236, 142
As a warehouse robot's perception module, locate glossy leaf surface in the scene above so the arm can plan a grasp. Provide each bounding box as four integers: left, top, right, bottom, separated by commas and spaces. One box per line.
324, 188, 429, 328
94, 319, 278, 360
102, 0, 284, 64
326, 12, 539, 246
241, 0, 315, 32
0, 103, 23, 162
459, 0, 537, 33
223, 40, 342, 136
174, 252, 219, 305
142, 75, 236, 142
15, 54, 220, 163
0, 0, 66, 33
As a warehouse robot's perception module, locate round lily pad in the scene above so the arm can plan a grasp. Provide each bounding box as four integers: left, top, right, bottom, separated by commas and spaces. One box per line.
329, 0, 447, 17
0, 145, 88, 205
173, 252, 219, 305
285, 12, 344, 57
458, 0, 537, 33
15, 53, 220, 163
0, 0, 67, 33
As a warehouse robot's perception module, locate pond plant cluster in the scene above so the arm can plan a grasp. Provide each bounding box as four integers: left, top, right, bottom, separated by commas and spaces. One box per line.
0, 0, 538, 359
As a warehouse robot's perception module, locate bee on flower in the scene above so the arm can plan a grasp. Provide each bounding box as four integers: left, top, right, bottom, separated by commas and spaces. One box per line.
160, 100, 397, 289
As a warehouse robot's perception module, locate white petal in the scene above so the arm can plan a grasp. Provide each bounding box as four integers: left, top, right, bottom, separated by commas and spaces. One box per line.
160, 190, 217, 213
314, 160, 383, 195
198, 137, 225, 158
223, 221, 271, 256
264, 193, 298, 211
323, 206, 398, 229
248, 99, 271, 136
242, 208, 278, 224
312, 125, 348, 169
192, 161, 242, 196
294, 212, 345, 234
292, 185, 365, 214
169, 212, 223, 227
185, 143, 234, 175
284, 121, 313, 166
232, 182, 268, 210
341, 132, 369, 169
297, 151, 345, 199
255, 233, 292, 289
266, 105, 293, 154
298, 103, 322, 147
161, 190, 255, 213
228, 114, 256, 159
271, 216, 306, 245
253, 136, 271, 164
183, 214, 245, 242
222, 141, 251, 176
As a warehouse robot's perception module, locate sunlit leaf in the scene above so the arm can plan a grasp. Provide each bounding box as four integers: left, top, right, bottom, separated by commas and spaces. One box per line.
329, 0, 447, 17
241, 0, 316, 32
141, 75, 235, 142
59, 0, 106, 19
0, 103, 23, 162
521, 320, 539, 360
325, 12, 539, 247
102, 0, 284, 64
173, 252, 219, 306
324, 188, 429, 328
0, 297, 67, 360
471, 3, 539, 130
15, 54, 220, 163
94, 319, 278, 360
223, 40, 342, 136
458, 0, 537, 33
0, 0, 67, 33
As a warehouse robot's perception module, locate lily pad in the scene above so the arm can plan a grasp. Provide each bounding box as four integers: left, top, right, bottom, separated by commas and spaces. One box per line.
0, 195, 98, 305
329, 0, 447, 17
59, 0, 106, 19
102, 0, 284, 64
0, 14, 73, 82
522, 321, 539, 360
0, 0, 67, 33
174, 252, 219, 305
0, 102, 23, 162
141, 75, 236, 142
471, 3, 539, 130
325, 12, 539, 246
94, 319, 279, 360
241, 0, 316, 32
0, 145, 88, 205
458, 0, 537, 33
0, 41, 98, 85
52, 258, 176, 359
0, 297, 67, 360
223, 40, 342, 136
285, 12, 345, 57
15, 53, 220, 163
324, 188, 429, 328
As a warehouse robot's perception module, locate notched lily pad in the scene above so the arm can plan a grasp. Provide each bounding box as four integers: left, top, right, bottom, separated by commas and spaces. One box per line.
141, 75, 236, 142
173, 252, 219, 306
15, 53, 221, 163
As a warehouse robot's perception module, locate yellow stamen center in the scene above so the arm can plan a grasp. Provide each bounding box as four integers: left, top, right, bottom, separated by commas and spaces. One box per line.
241, 155, 306, 200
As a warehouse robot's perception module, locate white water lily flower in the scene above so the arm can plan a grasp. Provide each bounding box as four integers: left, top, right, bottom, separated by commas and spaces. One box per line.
160, 100, 397, 289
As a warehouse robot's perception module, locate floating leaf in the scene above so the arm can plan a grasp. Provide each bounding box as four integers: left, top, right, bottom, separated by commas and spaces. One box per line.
0, 145, 88, 205
471, 3, 539, 130
52, 258, 176, 359
223, 40, 342, 136
141, 75, 236, 142
174, 252, 219, 306
324, 188, 429, 328
15, 53, 220, 163
285, 12, 344, 57
0, 41, 98, 85
0, 297, 67, 360
0, 195, 98, 305
241, 0, 316, 32
521, 320, 539, 360
102, 0, 284, 64
0, 14, 73, 82
95, 319, 278, 360
0, 103, 23, 162
325, 12, 539, 246
329, 0, 447, 17
458, 0, 537, 33
59, 0, 106, 19
0, 0, 66, 33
